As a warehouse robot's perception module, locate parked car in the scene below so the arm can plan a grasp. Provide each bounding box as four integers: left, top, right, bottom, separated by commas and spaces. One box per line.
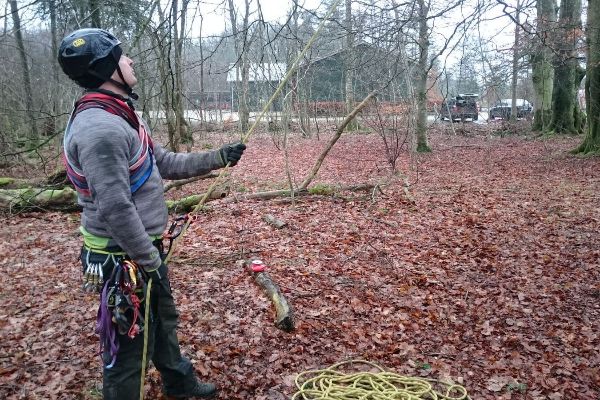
488, 99, 533, 120
440, 93, 479, 121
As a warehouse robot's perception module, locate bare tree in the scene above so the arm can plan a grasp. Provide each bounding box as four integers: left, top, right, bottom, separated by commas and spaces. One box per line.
344, 0, 358, 130
415, 0, 431, 152
173, 0, 192, 150
89, 0, 101, 28
228, 0, 251, 133
9, 0, 38, 140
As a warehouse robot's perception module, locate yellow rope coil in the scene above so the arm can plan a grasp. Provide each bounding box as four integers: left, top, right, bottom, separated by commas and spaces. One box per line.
292, 360, 471, 400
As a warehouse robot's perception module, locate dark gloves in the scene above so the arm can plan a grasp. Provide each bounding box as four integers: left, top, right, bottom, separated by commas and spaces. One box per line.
219, 142, 246, 167
144, 261, 168, 281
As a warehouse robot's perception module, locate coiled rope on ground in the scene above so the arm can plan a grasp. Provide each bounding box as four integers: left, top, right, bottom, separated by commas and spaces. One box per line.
292, 360, 471, 400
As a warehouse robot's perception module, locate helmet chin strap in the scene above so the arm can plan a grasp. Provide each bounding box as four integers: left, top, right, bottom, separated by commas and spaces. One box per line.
111, 65, 139, 100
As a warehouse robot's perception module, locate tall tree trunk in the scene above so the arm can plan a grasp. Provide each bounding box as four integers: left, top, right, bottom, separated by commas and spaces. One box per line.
531, 0, 556, 131
283, 3, 297, 137
156, 4, 179, 151
10, 0, 38, 140
415, 0, 431, 152
510, 0, 521, 122
88, 0, 101, 28
240, 57, 250, 133
198, 15, 205, 128
49, 0, 59, 95
228, 0, 250, 133
173, 0, 192, 151
574, 0, 600, 153
45, 0, 59, 136
344, 0, 357, 131
549, 0, 584, 134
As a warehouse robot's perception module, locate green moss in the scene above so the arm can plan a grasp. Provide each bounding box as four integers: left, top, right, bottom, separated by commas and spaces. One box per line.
0, 177, 15, 187
416, 143, 432, 153
308, 183, 335, 196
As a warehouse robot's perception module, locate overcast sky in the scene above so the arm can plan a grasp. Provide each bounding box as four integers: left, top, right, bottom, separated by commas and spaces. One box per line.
185, 0, 323, 37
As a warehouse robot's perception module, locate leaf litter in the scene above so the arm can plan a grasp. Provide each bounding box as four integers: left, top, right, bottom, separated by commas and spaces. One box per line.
0, 130, 598, 399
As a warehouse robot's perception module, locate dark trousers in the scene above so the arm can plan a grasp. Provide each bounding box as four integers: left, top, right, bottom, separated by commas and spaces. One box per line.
81, 248, 197, 400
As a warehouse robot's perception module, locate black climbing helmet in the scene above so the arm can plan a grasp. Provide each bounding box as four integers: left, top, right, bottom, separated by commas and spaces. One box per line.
58, 29, 121, 88
58, 28, 137, 98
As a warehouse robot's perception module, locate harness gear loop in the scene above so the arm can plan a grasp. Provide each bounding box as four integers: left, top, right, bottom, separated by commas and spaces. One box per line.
163, 214, 196, 255
83, 251, 114, 293
96, 259, 147, 369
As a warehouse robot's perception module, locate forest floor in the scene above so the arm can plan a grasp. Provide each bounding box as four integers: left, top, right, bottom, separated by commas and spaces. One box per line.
0, 123, 599, 399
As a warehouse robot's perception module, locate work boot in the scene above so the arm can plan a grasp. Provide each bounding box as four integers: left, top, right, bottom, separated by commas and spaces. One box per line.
164, 379, 218, 399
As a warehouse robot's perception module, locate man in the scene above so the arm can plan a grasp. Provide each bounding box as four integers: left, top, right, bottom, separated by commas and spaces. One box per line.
59, 28, 245, 399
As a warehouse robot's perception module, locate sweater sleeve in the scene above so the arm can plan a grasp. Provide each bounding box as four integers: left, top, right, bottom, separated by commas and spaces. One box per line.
153, 142, 226, 180
78, 120, 162, 270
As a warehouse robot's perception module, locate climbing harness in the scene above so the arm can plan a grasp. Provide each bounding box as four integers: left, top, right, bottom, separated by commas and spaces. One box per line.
63, 91, 154, 196
292, 360, 471, 400
82, 251, 114, 293
96, 259, 148, 369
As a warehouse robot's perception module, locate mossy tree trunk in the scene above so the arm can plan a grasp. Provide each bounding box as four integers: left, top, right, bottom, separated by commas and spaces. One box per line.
415, 0, 431, 153
574, 0, 600, 154
531, 0, 556, 131
549, 0, 584, 135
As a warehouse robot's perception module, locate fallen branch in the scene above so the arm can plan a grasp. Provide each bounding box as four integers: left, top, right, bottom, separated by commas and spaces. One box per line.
0, 187, 79, 212
165, 186, 230, 213
223, 184, 378, 205
0, 182, 378, 213
223, 188, 309, 203
0, 170, 68, 189
237, 259, 295, 332
163, 173, 218, 193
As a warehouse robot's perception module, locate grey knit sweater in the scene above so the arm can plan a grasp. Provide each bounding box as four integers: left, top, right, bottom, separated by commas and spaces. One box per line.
66, 108, 225, 270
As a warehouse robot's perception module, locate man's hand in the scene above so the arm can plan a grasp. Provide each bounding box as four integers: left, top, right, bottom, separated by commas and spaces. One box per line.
219, 142, 246, 167
145, 261, 168, 281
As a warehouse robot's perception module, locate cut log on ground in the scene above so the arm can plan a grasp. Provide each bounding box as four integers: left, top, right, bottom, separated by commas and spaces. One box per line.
237, 260, 295, 332
263, 214, 287, 229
